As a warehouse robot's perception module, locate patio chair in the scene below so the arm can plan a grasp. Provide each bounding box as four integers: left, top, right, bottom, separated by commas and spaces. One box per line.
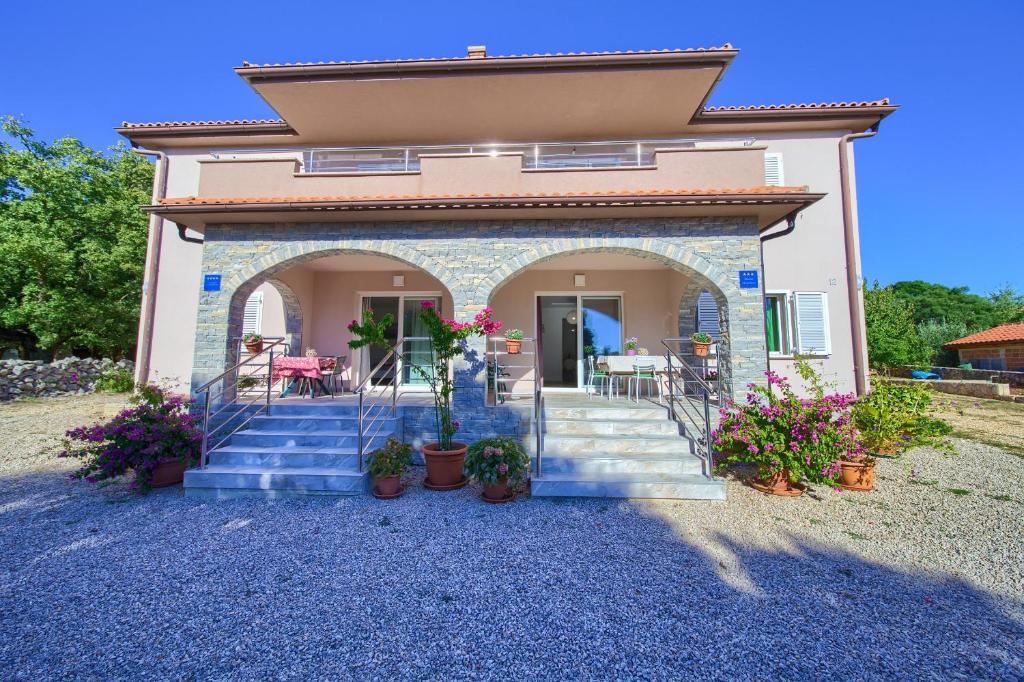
629, 363, 663, 404
585, 356, 613, 399
321, 355, 347, 395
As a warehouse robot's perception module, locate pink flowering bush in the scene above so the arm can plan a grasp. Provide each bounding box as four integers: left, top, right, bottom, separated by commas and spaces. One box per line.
59, 385, 202, 493
464, 436, 530, 487
712, 370, 865, 488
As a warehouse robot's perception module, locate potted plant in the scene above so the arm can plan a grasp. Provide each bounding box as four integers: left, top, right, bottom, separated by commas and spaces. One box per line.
505, 328, 524, 354
691, 331, 713, 358
852, 380, 952, 458
368, 437, 413, 499
60, 384, 203, 492
352, 302, 502, 489
237, 375, 260, 391
464, 436, 530, 502
624, 337, 640, 356
837, 453, 877, 491
242, 333, 264, 354
713, 366, 862, 496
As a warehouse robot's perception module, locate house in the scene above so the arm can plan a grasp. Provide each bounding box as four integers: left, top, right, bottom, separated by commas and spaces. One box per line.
945, 323, 1024, 371
118, 44, 897, 499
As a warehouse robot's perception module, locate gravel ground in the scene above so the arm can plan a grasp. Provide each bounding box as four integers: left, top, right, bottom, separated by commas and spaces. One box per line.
1, 395, 1022, 680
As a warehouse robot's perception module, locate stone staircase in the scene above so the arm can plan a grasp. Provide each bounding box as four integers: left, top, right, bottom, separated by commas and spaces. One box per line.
529, 402, 725, 500
184, 402, 389, 499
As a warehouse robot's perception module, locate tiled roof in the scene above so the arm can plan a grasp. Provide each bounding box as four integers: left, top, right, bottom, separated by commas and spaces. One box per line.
945, 323, 1024, 348
703, 99, 891, 112
238, 45, 735, 68
119, 119, 287, 129
159, 186, 810, 207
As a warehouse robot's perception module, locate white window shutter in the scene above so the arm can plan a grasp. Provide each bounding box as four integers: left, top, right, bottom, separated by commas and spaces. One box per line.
792, 292, 830, 355
242, 291, 264, 335
764, 153, 785, 186
696, 291, 721, 340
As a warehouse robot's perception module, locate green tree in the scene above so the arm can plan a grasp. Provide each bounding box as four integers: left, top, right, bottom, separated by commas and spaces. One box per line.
916, 319, 968, 367
0, 117, 153, 359
887, 280, 1024, 329
987, 284, 1024, 324
863, 282, 930, 368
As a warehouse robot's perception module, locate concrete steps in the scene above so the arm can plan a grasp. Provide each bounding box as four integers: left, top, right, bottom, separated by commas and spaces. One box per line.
185, 402, 384, 499
531, 402, 723, 500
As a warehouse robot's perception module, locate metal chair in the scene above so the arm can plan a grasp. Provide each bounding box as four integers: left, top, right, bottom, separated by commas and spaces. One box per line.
586, 356, 613, 399
629, 363, 663, 404
321, 355, 347, 396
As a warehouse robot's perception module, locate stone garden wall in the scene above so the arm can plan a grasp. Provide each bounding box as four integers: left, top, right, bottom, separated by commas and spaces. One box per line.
0, 358, 134, 401
889, 365, 1024, 389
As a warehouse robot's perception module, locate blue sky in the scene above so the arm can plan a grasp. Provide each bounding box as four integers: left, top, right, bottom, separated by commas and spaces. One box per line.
3, 1, 1021, 293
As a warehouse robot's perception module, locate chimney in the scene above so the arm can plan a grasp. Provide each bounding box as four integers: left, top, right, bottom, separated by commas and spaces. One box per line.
467, 45, 487, 59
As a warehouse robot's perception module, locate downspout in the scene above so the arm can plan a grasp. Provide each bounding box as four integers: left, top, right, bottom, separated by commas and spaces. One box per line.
176, 223, 204, 244
839, 124, 880, 396
131, 148, 168, 386
758, 210, 801, 376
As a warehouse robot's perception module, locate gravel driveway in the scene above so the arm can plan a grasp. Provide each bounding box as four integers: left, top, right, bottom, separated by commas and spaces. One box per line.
1, 394, 1022, 680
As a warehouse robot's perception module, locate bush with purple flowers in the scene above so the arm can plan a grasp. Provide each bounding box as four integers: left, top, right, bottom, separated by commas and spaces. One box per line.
59, 385, 202, 493
464, 436, 530, 487
712, 369, 864, 488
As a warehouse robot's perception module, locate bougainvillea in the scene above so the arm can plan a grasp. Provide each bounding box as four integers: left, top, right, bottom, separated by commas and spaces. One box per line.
60, 385, 202, 493
712, 370, 865, 488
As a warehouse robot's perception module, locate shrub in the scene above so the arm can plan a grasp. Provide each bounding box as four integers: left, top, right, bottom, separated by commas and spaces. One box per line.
95, 367, 135, 393
691, 332, 713, 344
712, 370, 863, 488
864, 282, 931, 368
852, 379, 951, 455
367, 437, 413, 478
237, 375, 261, 390
917, 319, 970, 367
464, 436, 530, 487
242, 333, 263, 344
59, 385, 202, 493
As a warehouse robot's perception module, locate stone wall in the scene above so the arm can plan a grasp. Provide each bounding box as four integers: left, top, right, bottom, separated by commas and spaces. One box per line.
0, 358, 134, 401
888, 377, 1019, 402
889, 365, 1024, 388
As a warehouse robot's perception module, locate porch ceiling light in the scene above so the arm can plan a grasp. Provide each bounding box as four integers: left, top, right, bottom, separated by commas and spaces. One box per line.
574, 274, 586, 287
565, 310, 579, 325
392, 275, 405, 287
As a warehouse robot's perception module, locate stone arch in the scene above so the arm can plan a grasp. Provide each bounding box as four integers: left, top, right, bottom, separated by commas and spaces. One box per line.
479, 238, 738, 395
193, 240, 456, 390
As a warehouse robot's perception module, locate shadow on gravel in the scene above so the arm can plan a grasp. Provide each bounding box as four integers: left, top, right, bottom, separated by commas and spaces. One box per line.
0, 467, 1021, 680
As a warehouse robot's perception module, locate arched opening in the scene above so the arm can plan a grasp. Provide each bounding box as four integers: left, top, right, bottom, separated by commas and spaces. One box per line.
486, 249, 730, 397
219, 252, 453, 393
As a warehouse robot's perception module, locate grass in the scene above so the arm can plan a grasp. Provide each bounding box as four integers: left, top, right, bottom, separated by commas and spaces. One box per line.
945, 488, 972, 497
985, 493, 1016, 503
844, 531, 869, 541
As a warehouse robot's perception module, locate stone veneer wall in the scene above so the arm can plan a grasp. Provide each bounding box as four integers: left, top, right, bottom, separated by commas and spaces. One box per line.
0, 358, 134, 401
191, 217, 768, 443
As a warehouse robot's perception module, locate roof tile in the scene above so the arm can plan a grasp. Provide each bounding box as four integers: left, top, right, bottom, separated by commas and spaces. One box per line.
703, 99, 891, 112
945, 323, 1024, 348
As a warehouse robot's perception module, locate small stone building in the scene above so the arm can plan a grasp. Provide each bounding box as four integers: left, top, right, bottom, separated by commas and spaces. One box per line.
946, 323, 1024, 372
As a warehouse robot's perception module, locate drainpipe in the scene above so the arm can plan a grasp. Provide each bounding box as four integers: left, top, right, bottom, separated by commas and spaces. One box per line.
839, 124, 880, 396
132, 148, 169, 386
757, 210, 801, 378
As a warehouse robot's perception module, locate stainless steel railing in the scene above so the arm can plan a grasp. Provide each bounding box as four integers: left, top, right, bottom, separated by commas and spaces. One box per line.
487, 336, 543, 477
196, 337, 289, 468
661, 338, 719, 478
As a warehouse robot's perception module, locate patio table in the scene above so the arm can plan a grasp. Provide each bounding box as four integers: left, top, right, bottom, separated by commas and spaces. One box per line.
273, 357, 337, 397
597, 355, 668, 374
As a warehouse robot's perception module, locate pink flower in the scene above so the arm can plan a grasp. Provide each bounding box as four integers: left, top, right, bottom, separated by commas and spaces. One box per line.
347, 320, 358, 331
420, 300, 435, 309
498, 463, 508, 473
451, 420, 460, 432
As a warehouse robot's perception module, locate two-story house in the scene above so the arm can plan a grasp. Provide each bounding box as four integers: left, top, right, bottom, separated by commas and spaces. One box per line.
119, 44, 896, 499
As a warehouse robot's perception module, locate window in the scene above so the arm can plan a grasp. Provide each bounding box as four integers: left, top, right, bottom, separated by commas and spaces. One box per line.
764, 152, 785, 186
242, 291, 263, 335
764, 293, 791, 354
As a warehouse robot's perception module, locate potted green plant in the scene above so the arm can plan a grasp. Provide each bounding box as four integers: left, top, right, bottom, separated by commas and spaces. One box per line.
624, 336, 640, 357
368, 437, 413, 499
837, 452, 877, 491
237, 375, 260, 391
505, 328, 524, 354
464, 436, 530, 502
852, 380, 951, 458
713, 368, 863, 496
691, 331, 713, 358
60, 385, 203, 492
242, 333, 264, 355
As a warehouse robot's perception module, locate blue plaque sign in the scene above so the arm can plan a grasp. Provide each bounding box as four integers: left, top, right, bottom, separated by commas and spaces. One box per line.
203, 274, 222, 292
738, 270, 759, 289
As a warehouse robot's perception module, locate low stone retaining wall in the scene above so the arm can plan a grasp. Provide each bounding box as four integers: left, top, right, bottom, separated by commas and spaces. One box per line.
889, 365, 1024, 388
0, 358, 134, 401
889, 377, 1022, 402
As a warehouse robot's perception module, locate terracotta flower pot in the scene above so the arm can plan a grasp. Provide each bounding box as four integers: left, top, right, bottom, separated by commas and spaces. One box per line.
149, 458, 187, 488
693, 341, 711, 358
482, 477, 510, 502
374, 474, 402, 497
244, 340, 264, 355
506, 339, 522, 354
750, 468, 806, 497
422, 442, 468, 489
838, 459, 876, 491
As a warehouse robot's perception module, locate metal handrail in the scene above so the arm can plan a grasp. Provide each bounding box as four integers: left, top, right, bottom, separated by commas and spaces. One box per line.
197, 337, 289, 468
661, 338, 716, 478
486, 336, 543, 477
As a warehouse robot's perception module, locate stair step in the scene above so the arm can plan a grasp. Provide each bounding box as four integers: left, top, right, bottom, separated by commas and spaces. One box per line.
539, 418, 680, 436
531, 473, 725, 500
268, 403, 361, 416
208, 445, 363, 467
541, 434, 696, 455
184, 465, 368, 499
228, 430, 392, 449
542, 406, 670, 421
252, 415, 385, 431
541, 453, 702, 476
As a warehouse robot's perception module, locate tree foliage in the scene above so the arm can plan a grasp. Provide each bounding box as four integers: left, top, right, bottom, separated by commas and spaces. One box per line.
889, 280, 1023, 329
863, 282, 931, 368
0, 117, 153, 359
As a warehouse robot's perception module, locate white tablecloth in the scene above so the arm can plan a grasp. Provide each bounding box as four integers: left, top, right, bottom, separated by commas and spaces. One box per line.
597, 355, 668, 374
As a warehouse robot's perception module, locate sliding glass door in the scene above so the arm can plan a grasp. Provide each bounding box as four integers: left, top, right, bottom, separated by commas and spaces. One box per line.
360, 295, 441, 387
537, 294, 622, 390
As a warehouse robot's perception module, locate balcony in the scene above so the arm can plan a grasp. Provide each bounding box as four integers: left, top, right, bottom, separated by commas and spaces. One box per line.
197, 138, 769, 200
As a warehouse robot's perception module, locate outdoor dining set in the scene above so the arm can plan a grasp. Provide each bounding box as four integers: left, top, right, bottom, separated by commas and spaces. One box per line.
272, 355, 347, 398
